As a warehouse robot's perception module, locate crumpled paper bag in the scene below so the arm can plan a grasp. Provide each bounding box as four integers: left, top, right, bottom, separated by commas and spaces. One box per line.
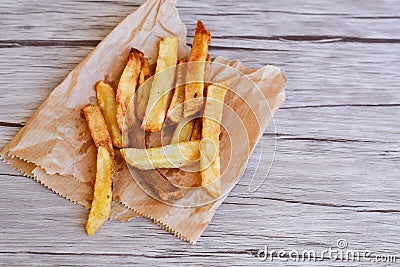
1, 0, 286, 243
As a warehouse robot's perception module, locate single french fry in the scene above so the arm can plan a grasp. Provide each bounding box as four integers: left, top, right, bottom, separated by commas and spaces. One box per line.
184, 20, 211, 118
116, 48, 143, 130
142, 36, 179, 132
137, 58, 152, 91
201, 155, 221, 199
200, 83, 227, 198
82, 104, 114, 157
86, 146, 113, 236
135, 58, 152, 121
166, 59, 186, 124
96, 81, 123, 148
170, 118, 195, 144
121, 140, 200, 170
190, 117, 202, 141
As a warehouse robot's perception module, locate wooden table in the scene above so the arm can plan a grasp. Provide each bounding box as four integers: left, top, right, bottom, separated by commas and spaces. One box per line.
1, 0, 399, 265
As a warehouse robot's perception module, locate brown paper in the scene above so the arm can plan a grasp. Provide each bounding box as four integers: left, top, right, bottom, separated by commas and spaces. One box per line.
1, 0, 286, 243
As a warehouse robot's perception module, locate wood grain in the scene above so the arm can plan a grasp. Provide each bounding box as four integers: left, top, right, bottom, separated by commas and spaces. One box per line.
1, 42, 399, 125
0, 0, 399, 265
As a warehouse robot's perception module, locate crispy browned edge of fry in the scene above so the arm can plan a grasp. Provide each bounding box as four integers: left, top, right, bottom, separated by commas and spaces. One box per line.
96, 81, 123, 148
190, 117, 202, 141
183, 20, 211, 118
135, 57, 152, 122
116, 48, 144, 131
138, 58, 152, 89
166, 58, 186, 124
205, 54, 211, 88
82, 104, 114, 157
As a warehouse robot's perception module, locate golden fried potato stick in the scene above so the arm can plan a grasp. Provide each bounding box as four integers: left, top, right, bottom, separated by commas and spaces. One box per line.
184, 20, 211, 118
166, 59, 186, 124
96, 81, 123, 148
142, 36, 179, 132
190, 117, 202, 141
202, 153, 221, 197
116, 48, 143, 130
170, 118, 195, 144
121, 140, 200, 170
135, 58, 152, 122
200, 83, 227, 198
86, 146, 113, 236
82, 104, 114, 157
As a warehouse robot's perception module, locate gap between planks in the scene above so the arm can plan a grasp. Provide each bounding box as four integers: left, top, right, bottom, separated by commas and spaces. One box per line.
1, 35, 400, 49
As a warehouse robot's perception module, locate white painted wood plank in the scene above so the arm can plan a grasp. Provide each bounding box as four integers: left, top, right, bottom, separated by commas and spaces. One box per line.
0, 46, 93, 124
1, 42, 399, 124
0, 170, 398, 264
1, 0, 399, 41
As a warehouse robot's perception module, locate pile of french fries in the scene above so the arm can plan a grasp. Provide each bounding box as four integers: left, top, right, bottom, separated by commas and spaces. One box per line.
83, 21, 227, 236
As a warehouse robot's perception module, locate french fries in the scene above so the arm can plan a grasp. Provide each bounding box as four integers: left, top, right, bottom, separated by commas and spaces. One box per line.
135, 58, 152, 121
96, 81, 123, 148
82, 104, 114, 157
201, 154, 221, 199
83, 104, 115, 235
205, 54, 211, 89
86, 146, 113, 236
184, 20, 211, 118
116, 48, 143, 130
121, 140, 200, 170
190, 117, 202, 141
129, 123, 183, 200
200, 83, 227, 198
142, 36, 179, 132
170, 118, 194, 144
75, 16, 254, 237
166, 59, 186, 124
